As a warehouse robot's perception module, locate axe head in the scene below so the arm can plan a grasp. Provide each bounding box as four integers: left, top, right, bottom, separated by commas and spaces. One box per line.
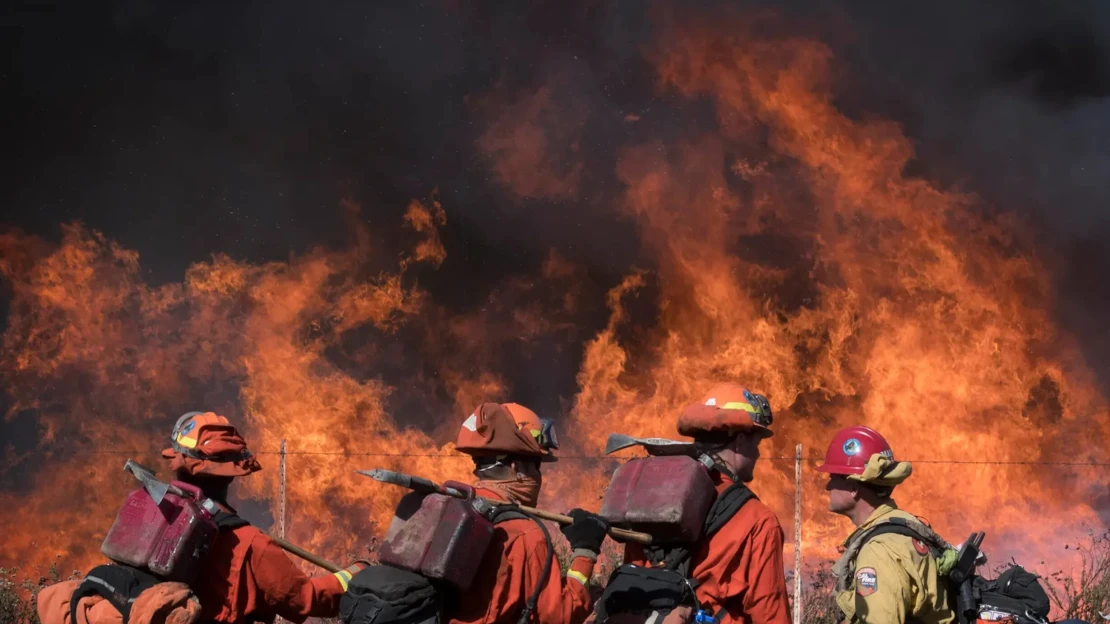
123, 459, 170, 505
605, 433, 699, 457
355, 469, 442, 494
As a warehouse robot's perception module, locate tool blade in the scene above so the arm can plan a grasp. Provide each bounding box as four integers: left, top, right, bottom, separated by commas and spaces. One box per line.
605, 433, 698, 457
124, 459, 170, 504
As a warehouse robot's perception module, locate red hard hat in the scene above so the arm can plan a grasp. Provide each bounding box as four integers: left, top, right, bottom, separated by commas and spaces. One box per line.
815, 426, 894, 475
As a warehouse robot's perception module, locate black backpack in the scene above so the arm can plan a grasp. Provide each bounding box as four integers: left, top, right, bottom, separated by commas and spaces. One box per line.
974, 565, 1051, 624
340, 565, 444, 624
593, 483, 756, 624
857, 523, 1050, 624
341, 506, 554, 624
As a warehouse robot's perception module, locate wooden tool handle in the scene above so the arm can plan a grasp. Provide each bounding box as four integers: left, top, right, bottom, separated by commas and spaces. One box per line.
270, 535, 342, 573
517, 504, 653, 545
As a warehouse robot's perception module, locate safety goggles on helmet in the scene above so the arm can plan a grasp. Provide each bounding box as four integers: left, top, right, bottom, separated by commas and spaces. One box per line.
169, 411, 206, 452
169, 411, 253, 462
743, 389, 773, 427
537, 418, 559, 452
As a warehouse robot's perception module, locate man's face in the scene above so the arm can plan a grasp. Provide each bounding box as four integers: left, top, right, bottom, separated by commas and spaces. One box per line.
512, 458, 542, 481
825, 474, 858, 514
715, 432, 762, 483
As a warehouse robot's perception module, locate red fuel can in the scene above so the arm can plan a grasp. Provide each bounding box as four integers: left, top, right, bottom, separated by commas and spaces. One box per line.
379, 491, 495, 590
599, 455, 717, 544
101, 481, 219, 582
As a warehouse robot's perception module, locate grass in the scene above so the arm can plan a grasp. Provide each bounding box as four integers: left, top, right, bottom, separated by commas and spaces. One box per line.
1043, 531, 1110, 622
0, 558, 81, 624
793, 562, 841, 624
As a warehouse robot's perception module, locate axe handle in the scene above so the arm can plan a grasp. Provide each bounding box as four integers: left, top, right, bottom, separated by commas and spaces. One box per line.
365, 469, 654, 545
506, 502, 653, 545
269, 535, 342, 573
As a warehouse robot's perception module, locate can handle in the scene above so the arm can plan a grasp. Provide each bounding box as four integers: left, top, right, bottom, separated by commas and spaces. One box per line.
169, 480, 204, 501
442, 480, 475, 500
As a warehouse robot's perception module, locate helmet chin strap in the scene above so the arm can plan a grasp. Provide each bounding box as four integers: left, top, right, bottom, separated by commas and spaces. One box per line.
698, 451, 739, 483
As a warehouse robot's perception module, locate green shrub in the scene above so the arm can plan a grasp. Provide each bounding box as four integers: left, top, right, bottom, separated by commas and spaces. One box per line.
1044, 531, 1110, 622
0, 558, 81, 624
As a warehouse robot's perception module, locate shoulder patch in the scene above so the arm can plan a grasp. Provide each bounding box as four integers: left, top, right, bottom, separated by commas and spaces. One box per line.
856, 567, 878, 597
913, 538, 929, 555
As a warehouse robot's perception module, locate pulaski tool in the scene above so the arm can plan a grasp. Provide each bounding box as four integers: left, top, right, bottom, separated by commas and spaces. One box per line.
604, 433, 701, 457
356, 468, 654, 545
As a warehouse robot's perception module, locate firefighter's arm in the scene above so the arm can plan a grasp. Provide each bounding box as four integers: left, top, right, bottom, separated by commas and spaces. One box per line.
521, 535, 595, 624
736, 515, 792, 624
851, 540, 912, 624
250, 534, 357, 623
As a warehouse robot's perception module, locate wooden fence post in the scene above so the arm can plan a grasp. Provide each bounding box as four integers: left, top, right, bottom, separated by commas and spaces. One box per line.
794, 444, 803, 624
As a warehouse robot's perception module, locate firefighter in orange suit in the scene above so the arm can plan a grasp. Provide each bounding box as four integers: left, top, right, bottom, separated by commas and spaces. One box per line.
37, 411, 365, 624
448, 402, 610, 624
623, 383, 792, 624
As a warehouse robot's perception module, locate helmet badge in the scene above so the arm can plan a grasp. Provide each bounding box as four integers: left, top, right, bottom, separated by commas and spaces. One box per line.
843, 438, 862, 456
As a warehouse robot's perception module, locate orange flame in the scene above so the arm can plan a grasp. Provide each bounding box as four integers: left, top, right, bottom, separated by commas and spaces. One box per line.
1, 7, 1107, 591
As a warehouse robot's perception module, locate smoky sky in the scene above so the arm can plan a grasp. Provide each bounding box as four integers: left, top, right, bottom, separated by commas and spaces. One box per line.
3, 0, 1110, 385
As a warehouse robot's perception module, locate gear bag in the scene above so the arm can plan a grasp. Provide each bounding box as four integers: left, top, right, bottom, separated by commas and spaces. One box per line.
973, 565, 1050, 624
340, 565, 443, 624
342, 503, 554, 624
594, 483, 756, 624
848, 521, 1049, 624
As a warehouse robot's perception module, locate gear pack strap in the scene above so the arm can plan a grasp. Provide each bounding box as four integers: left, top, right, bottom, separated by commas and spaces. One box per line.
858, 521, 943, 557
833, 517, 946, 593
704, 484, 755, 537
650, 482, 756, 573
212, 509, 251, 531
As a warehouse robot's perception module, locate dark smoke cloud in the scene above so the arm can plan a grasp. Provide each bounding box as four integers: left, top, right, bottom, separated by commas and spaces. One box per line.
4, 0, 1110, 389
775, 0, 1110, 385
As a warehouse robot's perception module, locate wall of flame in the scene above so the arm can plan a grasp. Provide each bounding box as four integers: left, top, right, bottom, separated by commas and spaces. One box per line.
1, 9, 1107, 583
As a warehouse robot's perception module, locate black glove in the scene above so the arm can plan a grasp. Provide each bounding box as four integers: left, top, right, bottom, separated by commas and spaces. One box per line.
560, 509, 610, 554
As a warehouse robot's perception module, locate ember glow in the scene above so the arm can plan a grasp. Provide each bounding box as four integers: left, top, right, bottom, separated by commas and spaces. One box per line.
2, 5, 1107, 587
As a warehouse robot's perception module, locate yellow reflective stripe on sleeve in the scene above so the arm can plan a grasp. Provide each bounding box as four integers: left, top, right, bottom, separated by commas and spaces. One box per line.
566, 570, 589, 585
176, 434, 198, 449
334, 568, 354, 591
721, 401, 756, 413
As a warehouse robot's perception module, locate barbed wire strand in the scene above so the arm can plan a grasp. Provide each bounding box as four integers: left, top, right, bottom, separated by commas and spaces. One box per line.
48, 449, 1110, 466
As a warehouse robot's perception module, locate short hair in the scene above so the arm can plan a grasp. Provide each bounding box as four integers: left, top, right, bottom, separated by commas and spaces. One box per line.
860, 481, 894, 500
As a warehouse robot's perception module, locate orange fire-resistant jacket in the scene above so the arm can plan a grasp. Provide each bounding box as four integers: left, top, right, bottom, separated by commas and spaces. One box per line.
191, 524, 345, 623
624, 475, 792, 624
448, 487, 596, 624
37, 579, 201, 624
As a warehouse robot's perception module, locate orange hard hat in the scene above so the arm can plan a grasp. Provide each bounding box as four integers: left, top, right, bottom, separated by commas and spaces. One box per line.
455, 402, 558, 462
160, 411, 262, 477
677, 382, 774, 439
